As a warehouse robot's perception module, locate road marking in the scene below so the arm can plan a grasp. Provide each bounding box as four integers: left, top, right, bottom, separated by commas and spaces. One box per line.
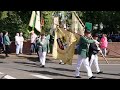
0, 72, 4, 74
31, 74, 53, 79
3, 75, 16, 79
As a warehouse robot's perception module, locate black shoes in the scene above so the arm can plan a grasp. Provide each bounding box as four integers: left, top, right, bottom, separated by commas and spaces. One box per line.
89, 76, 96, 79
59, 62, 65, 65
6, 55, 9, 57
75, 76, 81, 78
41, 65, 45, 68
97, 71, 103, 74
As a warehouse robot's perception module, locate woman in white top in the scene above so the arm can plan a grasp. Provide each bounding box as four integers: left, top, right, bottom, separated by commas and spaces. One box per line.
19, 32, 24, 54
15, 33, 20, 56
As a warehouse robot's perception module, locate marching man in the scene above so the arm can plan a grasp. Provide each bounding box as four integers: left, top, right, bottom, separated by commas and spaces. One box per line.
36, 33, 48, 68
89, 33, 103, 74
75, 28, 96, 79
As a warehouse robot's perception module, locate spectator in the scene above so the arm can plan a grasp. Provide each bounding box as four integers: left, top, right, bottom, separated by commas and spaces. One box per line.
3, 31, 11, 57
45, 34, 50, 53
19, 32, 24, 54
30, 30, 37, 54
15, 33, 20, 56
100, 34, 108, 56
0, 32, 4, 53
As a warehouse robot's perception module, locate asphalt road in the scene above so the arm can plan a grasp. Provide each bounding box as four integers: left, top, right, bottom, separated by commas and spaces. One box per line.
0, 54, 120, 79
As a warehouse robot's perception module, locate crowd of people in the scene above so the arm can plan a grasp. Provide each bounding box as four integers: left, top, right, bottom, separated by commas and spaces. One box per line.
0, 28, 109, 79
0, 30, 51, 68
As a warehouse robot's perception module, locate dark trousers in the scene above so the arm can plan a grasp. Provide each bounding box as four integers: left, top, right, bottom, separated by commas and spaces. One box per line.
30, 43, 36, 54
0, 43, 4, 53
5, 45, 10, 56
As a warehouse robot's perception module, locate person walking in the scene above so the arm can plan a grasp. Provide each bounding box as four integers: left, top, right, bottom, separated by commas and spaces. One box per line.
3, 31, 11, 57
19, 32, 24, 54
36, 33, 48, 67
89, 33, 103, 74
75, 29, 96, 79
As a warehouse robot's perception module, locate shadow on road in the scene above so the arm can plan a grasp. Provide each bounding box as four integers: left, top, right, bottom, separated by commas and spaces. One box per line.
0, 55, 6, 59
13, 60, 55, 68
49, 67, 75, 72
13, 68, 74, 78
14, 61, 40, 68
80, 70, 120, 79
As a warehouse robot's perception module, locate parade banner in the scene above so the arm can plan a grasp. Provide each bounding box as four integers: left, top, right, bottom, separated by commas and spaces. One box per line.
53, 17, 59, 29
29, 11, 41, 32
52, 26, 77, 65
72, 11, 84, 36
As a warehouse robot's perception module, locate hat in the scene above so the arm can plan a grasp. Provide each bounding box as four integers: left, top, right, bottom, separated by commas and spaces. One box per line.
93, 33, 98, 37
85, 22, 92, 33
85, 28, 91, 33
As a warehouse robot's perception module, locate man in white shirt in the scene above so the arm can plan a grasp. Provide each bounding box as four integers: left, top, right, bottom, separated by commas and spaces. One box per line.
19, 32, 24, 54
30, 30, 37, 54
15, 33, 20, 56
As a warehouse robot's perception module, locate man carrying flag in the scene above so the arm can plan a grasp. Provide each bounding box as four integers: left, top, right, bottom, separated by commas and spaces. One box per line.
75, 27, 96, 79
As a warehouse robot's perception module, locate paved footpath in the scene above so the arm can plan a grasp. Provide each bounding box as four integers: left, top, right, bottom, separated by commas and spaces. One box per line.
0, 53, 120, 79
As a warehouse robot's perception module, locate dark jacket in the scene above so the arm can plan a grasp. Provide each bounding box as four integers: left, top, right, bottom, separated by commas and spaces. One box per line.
89, 43, 100, 60
89, 43, 100, 55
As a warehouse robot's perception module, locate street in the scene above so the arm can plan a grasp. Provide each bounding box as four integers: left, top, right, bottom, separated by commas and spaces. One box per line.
0, 54, 120, 79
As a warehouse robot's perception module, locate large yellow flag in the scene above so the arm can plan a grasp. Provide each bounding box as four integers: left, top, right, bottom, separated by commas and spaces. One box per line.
52, 26, 77, 65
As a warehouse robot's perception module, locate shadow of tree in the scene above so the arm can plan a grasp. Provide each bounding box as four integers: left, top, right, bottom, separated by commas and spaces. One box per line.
0, 55, 6, 59
14, 68, 74, 78
13, 61, 40, 68
49, 67, 75, 72
13, 60, 55, 69
17, 54, 54, 63
80, 70, 120, 78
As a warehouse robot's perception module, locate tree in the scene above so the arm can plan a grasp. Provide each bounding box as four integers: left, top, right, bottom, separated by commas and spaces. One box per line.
0, 11, 31, 40
42, 11, 53, 34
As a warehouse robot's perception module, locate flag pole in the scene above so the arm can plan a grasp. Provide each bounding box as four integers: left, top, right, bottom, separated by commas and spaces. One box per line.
72, 11, 85, 28
40, 11, 41, 33
73, 11, 109, 64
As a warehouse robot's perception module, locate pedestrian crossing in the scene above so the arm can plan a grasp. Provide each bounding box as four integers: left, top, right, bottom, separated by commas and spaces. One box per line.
0, 72, 53, 79
31, 74, 53, 79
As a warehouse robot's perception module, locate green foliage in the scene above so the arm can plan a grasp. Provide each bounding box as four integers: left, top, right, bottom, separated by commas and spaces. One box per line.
0, 11, 31, 41
77, 11, 120, 34
42, 11, 53, 34
0, 11, 120, 41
